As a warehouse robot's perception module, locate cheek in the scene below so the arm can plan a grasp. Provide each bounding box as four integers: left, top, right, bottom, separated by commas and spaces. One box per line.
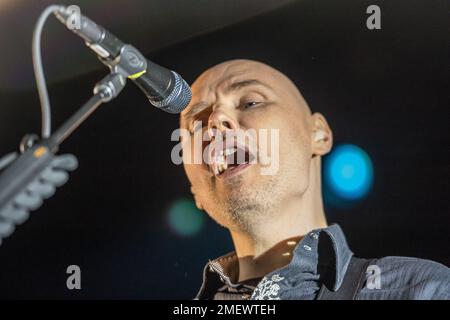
184, 163, 203, 184
271, 114, 311, 158
281, 127, 311, 168
277, 122, 313, 189
181, 133, 210, 165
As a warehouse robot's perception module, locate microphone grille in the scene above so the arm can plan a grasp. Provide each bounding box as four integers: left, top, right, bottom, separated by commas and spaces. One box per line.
149, 71, 192, 114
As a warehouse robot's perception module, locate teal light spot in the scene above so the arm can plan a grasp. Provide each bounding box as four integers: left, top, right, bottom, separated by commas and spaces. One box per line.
168, 198, 204, 237
324, 144, 374, 201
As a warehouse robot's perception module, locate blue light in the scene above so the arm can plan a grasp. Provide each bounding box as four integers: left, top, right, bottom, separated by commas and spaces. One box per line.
167, 198, 204, 237
324, 144, 373, 201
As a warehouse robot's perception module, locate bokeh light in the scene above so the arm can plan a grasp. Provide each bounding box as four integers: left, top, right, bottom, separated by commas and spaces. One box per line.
324, 144, 374, 205
167, 198, 205, 237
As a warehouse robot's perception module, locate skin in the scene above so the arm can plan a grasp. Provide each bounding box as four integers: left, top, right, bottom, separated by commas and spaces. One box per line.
180, 59, 333, 282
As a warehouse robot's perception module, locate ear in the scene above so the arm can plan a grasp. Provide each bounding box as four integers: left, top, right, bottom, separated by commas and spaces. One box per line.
311, 113, 333, 156
190, 185, 204, 211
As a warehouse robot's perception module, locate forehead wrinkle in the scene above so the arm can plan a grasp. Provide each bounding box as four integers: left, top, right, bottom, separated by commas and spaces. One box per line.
213, 71, 247, 93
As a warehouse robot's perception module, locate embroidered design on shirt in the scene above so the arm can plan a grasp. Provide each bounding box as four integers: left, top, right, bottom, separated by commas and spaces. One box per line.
251, 274, 285, 300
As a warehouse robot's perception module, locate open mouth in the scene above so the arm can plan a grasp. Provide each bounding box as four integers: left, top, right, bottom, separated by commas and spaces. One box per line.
208, 140, 256, 179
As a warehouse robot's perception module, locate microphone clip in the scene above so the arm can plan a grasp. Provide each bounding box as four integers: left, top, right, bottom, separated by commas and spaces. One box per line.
99, 44, 148, 81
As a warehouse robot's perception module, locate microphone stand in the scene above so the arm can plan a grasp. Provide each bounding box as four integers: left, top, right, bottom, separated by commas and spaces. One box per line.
0, 4, 157, 246
0, 72, 126, 245
46, 72, 126, 151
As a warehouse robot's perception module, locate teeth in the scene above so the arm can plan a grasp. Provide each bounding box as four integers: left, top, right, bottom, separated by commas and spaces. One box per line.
216, 153, 229, 175
218, 162, 228, 174
214, 147, 237, 175
217, 154, 225, 165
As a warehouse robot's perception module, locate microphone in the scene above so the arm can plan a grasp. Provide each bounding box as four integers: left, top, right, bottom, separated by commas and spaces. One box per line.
54, 6, 191, 114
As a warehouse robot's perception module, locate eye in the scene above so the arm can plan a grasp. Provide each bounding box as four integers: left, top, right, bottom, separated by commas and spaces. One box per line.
241, 100, 261, 109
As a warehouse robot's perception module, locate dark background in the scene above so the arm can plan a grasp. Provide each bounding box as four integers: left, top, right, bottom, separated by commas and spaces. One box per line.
0, 0, 448, 299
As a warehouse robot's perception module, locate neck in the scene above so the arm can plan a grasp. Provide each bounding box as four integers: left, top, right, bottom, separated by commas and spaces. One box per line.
229, 158, 327, 282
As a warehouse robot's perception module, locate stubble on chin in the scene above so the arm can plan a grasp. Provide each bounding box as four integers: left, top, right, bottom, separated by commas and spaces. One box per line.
205, 174, 281, 234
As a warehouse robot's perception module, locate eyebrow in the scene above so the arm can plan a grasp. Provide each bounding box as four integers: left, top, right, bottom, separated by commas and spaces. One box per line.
182, 79, 273, 121
226, 78, 273, 94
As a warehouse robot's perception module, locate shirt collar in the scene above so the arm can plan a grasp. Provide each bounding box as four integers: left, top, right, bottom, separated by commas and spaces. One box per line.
195, 223, 353, 299
287, 223, 354, 291
323, 224, 354, 290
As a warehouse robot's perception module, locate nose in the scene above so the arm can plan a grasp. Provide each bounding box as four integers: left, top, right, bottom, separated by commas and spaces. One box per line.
207, 108, 238, 138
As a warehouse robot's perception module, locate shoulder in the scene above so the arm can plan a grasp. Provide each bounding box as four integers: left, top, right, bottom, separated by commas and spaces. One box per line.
359, 256, 450, 299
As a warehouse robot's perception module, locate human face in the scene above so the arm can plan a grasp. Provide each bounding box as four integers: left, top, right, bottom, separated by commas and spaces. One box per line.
180, 60, 319, 231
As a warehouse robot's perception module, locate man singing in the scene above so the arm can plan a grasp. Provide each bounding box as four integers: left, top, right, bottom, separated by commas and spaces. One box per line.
179, 59, 450, 300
